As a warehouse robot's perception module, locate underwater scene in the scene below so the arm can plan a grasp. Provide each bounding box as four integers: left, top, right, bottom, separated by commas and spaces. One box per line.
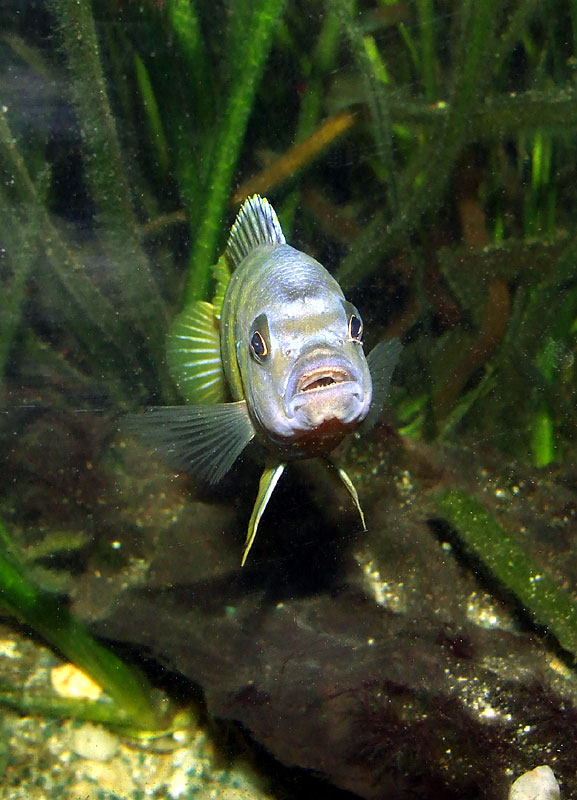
0, 0, 576, 798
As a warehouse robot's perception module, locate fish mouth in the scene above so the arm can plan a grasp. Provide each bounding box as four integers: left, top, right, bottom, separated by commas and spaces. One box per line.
296, 365, 352, 394
284, 350, 368, 431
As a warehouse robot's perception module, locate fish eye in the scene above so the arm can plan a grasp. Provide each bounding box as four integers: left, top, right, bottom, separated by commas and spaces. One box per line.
249, 313, 270, 363
250, 330, 268, 361
348, 313, 363, 343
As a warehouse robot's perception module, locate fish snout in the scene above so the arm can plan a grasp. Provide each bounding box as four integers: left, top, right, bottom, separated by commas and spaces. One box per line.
284, 348, 371, 431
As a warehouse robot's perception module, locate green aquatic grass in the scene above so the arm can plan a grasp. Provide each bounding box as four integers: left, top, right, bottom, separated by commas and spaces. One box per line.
47, 0, 168, 371
331, 0, 398, 213
297, 9, 341, 142
0, 518, 162, 730
133, 51, 170, 178
162, 0, 208, 212
436, 490, 577, 660
336, 0, 543, 288
0, 107, 143, 395
183, 0, 287, 304
166, 0, 212, 132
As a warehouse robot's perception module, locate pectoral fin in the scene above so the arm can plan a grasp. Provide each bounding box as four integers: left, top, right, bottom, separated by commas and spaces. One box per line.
242, 461, 286, 566
166, 301, 227, 404
123, 401, 255, 484
322, 459, 367, 531
362, 337, 403, 432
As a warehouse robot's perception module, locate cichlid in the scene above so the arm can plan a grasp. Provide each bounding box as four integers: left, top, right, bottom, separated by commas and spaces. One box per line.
127, 196, 402, 565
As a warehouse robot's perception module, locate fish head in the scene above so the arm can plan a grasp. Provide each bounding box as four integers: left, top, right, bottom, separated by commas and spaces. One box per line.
240, 293, 373, 450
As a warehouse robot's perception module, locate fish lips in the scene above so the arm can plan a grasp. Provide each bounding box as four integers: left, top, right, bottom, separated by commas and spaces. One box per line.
284, 348, 372, 432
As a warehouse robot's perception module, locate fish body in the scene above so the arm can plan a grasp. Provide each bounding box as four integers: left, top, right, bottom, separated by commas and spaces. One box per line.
221, 245, 372, 458
127, 196, 402, 564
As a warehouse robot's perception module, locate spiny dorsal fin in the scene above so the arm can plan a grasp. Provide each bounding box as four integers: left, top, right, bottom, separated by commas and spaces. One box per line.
226, 195, 286, 269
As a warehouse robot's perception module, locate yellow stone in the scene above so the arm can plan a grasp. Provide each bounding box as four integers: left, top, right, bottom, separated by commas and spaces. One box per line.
50, 663, 102, 700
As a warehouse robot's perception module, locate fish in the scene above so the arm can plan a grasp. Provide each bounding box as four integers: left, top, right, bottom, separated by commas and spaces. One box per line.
126, 195, 402, 565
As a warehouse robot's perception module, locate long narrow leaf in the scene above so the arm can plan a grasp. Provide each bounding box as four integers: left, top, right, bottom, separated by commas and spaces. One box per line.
183, 0, 287, 304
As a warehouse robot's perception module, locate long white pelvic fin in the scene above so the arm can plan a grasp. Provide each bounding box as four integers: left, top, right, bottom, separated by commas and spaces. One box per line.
226, 195, 286, 270
362, 337, 403, 433
123, 401, 255, 485
323, 458, 366, 531
241, 461, 286, 566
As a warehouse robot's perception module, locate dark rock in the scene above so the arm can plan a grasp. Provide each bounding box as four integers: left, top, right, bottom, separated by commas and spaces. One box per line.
72, 433, 577, 799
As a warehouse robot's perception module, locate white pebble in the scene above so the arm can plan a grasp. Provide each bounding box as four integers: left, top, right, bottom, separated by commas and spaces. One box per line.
509, 765, 560, 800
69, 723, 119, 762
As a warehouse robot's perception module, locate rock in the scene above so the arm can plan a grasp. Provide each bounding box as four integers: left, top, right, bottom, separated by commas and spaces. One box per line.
68, 723, 119, 762
70, 435, 577, 799
51, 663, 102, 700
509, 765, 560, 800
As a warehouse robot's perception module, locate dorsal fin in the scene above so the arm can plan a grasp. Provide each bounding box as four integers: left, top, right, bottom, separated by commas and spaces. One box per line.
226, 195, 286, 269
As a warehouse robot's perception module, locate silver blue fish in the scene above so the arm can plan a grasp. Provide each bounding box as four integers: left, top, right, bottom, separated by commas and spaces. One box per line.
127, 196, 401, 565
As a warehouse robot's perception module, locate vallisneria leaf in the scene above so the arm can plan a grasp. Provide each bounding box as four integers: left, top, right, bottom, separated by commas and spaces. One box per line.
436, 490, 577, 660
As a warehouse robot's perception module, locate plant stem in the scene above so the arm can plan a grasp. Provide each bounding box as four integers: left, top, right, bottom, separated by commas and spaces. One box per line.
231, 111, 356, 204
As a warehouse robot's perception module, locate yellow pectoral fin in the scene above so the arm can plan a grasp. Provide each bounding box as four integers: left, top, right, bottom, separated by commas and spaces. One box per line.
242, 462, 286, 566
323, 459, 367, 531
166, 300, 227, 404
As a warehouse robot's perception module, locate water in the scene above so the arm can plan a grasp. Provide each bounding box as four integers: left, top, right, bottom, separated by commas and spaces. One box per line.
0, 1, 576, 798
